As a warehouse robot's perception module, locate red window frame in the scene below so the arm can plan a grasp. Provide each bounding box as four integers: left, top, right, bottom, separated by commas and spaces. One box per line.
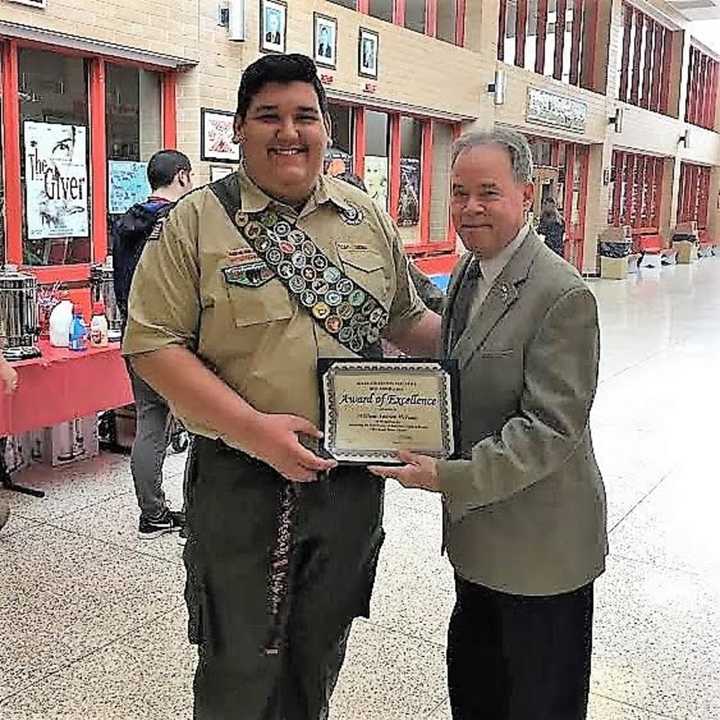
0, 39, 178, 285
618, 3, 673, 116
685, 45, 719, 131
677, 162, 710, 229
360, 0, 465, 46
339, 101, 457, 254
609, 150, 665, 237
496, 0, 600, 91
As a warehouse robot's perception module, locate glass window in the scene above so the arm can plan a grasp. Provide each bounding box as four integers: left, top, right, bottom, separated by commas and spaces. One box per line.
525, 0, 538, 71
437, 1, 458, 44
405, 0, 426, 34
430, 122, 453, 243
368, 0, 393, 23
328, 0, 356, 8
326, 103, 354, 177
19, 48, 91, 266
105, 64, 162, 227
364, 110, 389, 210
504, 1, 517, 64
545, 0, 557, 75
398, 117, 423, 238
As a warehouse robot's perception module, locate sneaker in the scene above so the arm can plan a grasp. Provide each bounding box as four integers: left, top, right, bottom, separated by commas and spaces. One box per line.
177, 525, 188, 547
138, 509, 184, 540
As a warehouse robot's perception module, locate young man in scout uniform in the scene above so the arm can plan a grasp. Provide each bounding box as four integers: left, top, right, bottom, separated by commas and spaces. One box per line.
123, 54, 440, 720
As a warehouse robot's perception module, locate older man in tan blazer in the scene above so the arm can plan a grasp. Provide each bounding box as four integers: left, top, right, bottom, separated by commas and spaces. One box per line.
371, 129, 607, 720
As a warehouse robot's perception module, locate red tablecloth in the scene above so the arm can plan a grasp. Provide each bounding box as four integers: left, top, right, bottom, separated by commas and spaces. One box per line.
0, 340, 133, 436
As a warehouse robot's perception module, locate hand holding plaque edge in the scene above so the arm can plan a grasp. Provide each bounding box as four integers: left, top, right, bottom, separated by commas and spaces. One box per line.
368, 450, 440, 492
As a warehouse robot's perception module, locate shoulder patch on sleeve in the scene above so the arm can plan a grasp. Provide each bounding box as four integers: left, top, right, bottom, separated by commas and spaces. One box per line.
147, 217, 168, 242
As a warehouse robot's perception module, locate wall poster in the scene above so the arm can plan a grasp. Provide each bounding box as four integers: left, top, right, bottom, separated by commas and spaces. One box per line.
24, 121, 89, 239
108, 161, 150, 215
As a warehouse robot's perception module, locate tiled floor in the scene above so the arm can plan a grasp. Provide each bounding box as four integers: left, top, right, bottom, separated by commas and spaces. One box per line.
2, 259, 720, 719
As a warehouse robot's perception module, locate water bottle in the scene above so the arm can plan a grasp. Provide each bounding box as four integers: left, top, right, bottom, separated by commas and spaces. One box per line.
68, 306, 88, 352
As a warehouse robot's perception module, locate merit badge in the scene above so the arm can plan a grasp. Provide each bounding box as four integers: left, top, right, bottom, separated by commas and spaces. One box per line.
300, 290, 318, 308
244, 221, 263, 241
323, 266, 342, 284
325, 316, 343, 334
312, 255, 329, 271
302, 240, 316, 257
349, 289, 366, 307
288, 276, 306, 294
259, 210, 279, 227
336, 278, 354, 295
255, 237, 272, 254
312, 302, 331, 320
311, 279, 330, 295
289, 230, 306, 245
279, 241, 295, 255
325, 290, 342, 307
366, 327, 380, 345
369, 307, 385, 325
337, 302, 354, 320
274, 221, 292, 238
277, 261, 294, 280
291, 251, 307, 269
338, 327, 354, 343
234, 211, 250, 228
350, 336, 364, 353
362, 299, 376, 315
266, 248, 283, 266
302, 266, 317, 282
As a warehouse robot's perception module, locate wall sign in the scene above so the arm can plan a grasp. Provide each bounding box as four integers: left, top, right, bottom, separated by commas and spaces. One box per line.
24, 121, 89, 240
201, 108, 241, 163
526, 87, 587, 134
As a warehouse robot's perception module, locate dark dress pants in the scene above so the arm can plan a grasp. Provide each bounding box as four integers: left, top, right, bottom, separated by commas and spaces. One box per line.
183, 436, 385, 720
448, 573, 594, 720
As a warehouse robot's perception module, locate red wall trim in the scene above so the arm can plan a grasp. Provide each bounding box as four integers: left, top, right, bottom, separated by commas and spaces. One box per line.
536, 0, 548, 75
354, 107, 366, 180
393, 0, 406, 26
515, 0, 528, 68
389, 115, 401, 221
425, 0, 438, 38
650, 21, 663, 112
640, 17, 654, 108
554, 0, 567, 81
357, 0, 369, 14
455, 0, 466, 47
162, 72, 177, 150
583, 0, 598, 90
89, 58, 108, 263
1, 40, 23, 265
660, 27, 672, 114
420, 120, 433, 243
497, 0, 507, 62
569, 0, 584, 86
619, 4, 633, 101
630, 11, 643, 105
29, 264, 91, 285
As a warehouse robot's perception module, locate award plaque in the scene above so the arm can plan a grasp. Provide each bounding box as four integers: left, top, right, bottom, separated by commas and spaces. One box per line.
318, 358, 459, 465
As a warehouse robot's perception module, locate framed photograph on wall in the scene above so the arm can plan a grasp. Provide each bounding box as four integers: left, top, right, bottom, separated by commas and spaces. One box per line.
358, 28, 379, 80
210, 165, 235, 182
314, 13, 337, 69
260, 0, 287, 54
200, 108, 241, 163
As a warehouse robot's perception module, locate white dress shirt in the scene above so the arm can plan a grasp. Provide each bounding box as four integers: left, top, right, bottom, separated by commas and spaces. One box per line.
467, 223, 530, 322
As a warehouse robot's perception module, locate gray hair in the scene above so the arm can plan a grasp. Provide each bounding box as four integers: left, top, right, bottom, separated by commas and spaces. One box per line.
451, 129, 534, 184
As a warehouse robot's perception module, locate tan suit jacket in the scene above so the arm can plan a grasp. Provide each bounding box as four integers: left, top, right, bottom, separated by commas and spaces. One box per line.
437, 230, 608, 596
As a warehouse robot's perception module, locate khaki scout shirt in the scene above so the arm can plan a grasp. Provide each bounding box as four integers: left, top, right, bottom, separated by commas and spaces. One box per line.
123, 167, 425, 440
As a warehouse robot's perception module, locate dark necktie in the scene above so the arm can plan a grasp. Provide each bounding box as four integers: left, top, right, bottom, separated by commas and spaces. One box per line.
451, 258, 482, 344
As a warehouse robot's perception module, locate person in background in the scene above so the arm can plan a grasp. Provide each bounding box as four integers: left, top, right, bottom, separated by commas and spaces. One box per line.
112, 150, 193, 540
335, 170, 446, 315
0, 356, 19, 534
537, 197, 566, 257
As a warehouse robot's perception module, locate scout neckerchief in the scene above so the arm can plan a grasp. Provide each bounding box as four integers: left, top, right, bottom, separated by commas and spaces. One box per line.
209, 173, 387, 359
209, 172, 386, 655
